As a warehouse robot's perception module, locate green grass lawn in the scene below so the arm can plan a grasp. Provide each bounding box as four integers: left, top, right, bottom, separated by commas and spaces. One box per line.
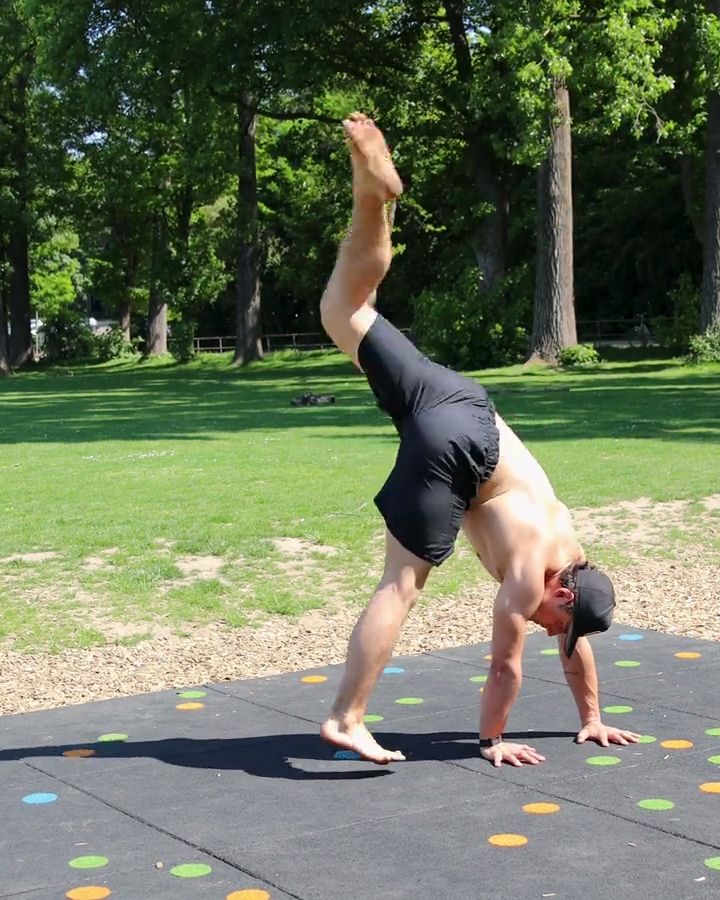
1, 350, 719, 653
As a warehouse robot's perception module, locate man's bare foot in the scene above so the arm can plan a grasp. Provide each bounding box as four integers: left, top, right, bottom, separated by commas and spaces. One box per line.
321, 716, 406, 765
343, 112, 403, 202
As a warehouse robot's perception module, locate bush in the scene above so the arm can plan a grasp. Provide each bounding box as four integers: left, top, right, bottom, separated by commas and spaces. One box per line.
168, 320, 197, 363
558, 343, 600, 367
42, 309, 94, 361
687, 327, 720, 364
652, 274, 699, 353
93, 326, 140, 361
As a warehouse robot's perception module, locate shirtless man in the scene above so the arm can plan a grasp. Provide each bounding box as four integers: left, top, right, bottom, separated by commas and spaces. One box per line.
319, 112, 639, 766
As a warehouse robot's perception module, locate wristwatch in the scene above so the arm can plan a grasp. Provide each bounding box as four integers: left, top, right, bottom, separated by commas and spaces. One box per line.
479, 735, 503, 748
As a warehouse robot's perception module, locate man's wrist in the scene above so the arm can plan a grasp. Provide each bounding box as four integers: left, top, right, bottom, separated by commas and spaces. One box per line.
479, 735, 503, 748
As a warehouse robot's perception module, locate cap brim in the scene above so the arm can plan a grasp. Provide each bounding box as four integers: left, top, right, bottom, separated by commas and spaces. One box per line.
564, 625, 579, 658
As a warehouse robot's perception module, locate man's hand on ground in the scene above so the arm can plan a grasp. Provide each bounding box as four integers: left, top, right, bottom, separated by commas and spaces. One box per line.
480, 741, 546, 767
575, 720, 641, 746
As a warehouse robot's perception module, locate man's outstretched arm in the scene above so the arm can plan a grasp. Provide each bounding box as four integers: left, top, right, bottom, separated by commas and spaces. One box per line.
558, 636, 641, 746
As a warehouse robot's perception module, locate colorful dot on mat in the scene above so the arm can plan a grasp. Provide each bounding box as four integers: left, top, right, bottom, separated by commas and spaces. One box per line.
637, 798, 675, 811
615, 660, 641, 667
636, 735, 657, 744
661, 739, 693, 750
170, 863, 213, 878
523, 802, 559, 815
706, 728, 720, 737
602, 705, 633, 714
364, 714, 384, 723
334, 750, 361, 760
488, 833, 528, 847
301, 675, 327, 684
395, 697, 424, 705
619, 633, 644, 641
97, 733, 128, 743
484, 654, 492, 660
177, 690, 206, 699
586, 755, 622, 766
675, 651, 701, 659
176, 702, 205, 711
470, 675, 488, 683
540, 648, 560, 656
22, 792, 57, 805
704, 857, 720, 871
383, 666, 405, 675
69, 856, 109, 870
63, 749, 96, 758
65, 889, 111, 900
227, 891, 271, 900
699, 782, 720, 794
707, 755, 720, 765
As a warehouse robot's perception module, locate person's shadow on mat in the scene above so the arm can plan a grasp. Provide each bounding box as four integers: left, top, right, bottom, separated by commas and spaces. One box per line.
0, 730, 575, 780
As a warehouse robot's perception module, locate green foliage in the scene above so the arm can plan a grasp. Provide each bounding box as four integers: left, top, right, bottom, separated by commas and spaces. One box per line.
558, 343, 600, 367
168, 320, 197, 363
94, 326, 139, 362
411, 268, 528, 369
652, 273, 699, 353
30, 228, 86, 318
687, 326, 720, 364
42, 308, 94, 361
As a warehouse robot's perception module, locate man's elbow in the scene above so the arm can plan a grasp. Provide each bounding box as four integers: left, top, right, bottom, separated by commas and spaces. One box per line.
489, 660, 522, 686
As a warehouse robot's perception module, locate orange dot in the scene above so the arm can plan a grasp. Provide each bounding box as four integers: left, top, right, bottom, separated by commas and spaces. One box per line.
176, 702, 204, 710
66, 888, 111, 900
675, 651, 701, 659
301, 675, 327, 683
63, 749, 96, 758
227, 892, 271, 900
660, 739, 693, 750
488, 833, 528, 847
523, 802, 559, 815
700, 782, 720, 794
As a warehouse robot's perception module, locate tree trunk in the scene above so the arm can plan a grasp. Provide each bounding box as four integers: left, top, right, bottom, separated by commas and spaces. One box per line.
528, 81, 577, 363
146, 212, 168, 356
8, 67, 32, 368
233, 94, 263, 366
0, 279, 12, 376
701, 50, 720, 331
468, 149, 508, 293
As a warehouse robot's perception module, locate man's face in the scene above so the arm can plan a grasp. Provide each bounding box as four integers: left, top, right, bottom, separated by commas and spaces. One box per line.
532, 589, 574, 638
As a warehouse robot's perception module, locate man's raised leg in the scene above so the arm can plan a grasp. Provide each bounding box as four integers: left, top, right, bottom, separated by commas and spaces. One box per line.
321, 531, 432, 763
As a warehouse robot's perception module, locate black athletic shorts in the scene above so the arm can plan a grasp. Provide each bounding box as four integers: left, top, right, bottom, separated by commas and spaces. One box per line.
358, 314, 500, 565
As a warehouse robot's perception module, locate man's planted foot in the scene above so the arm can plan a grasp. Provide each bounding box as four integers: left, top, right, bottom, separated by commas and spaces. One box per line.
321, 716, 406, 765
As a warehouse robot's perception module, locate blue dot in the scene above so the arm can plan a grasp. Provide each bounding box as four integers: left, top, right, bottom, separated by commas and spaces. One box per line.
619, 634, 644, 641
383, 666, 405, 675
22, 792, 58, 805
334, 750, 361, 760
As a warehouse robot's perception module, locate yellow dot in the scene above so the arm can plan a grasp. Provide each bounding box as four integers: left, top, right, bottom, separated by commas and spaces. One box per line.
523, 802, 559, 815
660, 739, 693, 750
63, 749, 96, 758
700, 782, 720, 794
675, 651, 701, 659
176, 702, 204, 710
301, 675, 327, 684
66, 888, 111, 900
227, 892, 271, 900
488, 833, 528, 847
483, 654, 492, 660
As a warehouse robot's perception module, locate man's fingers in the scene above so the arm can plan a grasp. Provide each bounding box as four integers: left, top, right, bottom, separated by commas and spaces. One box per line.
508, 754, 522, 767
576, 730, 587, 744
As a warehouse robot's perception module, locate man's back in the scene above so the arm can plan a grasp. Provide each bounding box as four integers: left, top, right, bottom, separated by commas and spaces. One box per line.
464, 415, 584, 582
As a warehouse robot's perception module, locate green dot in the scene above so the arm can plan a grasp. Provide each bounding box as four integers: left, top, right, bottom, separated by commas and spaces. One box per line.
170, 863, 212, 878
395, 697, 424, 705
708, 755, 720, 765
68, 855, 109, 869
364, 714, 384, 723
470, 675, 488, 683
706, 728, 720, 737
615, 660, 641, 668
586, 755, 621, 766
637, 798, 674, 811
97, 733, 128, 742
636, 735, 657, 744
705, 857, 720, 871
178, 690, 206, 699
540, 648, 560, 655
602, 705, 633, 714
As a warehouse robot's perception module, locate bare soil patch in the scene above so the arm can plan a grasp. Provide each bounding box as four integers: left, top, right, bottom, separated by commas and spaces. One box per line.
1, 496, 718, 715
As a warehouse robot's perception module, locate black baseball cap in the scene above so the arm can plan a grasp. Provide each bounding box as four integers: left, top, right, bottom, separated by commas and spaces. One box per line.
564, 565, 616, 658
